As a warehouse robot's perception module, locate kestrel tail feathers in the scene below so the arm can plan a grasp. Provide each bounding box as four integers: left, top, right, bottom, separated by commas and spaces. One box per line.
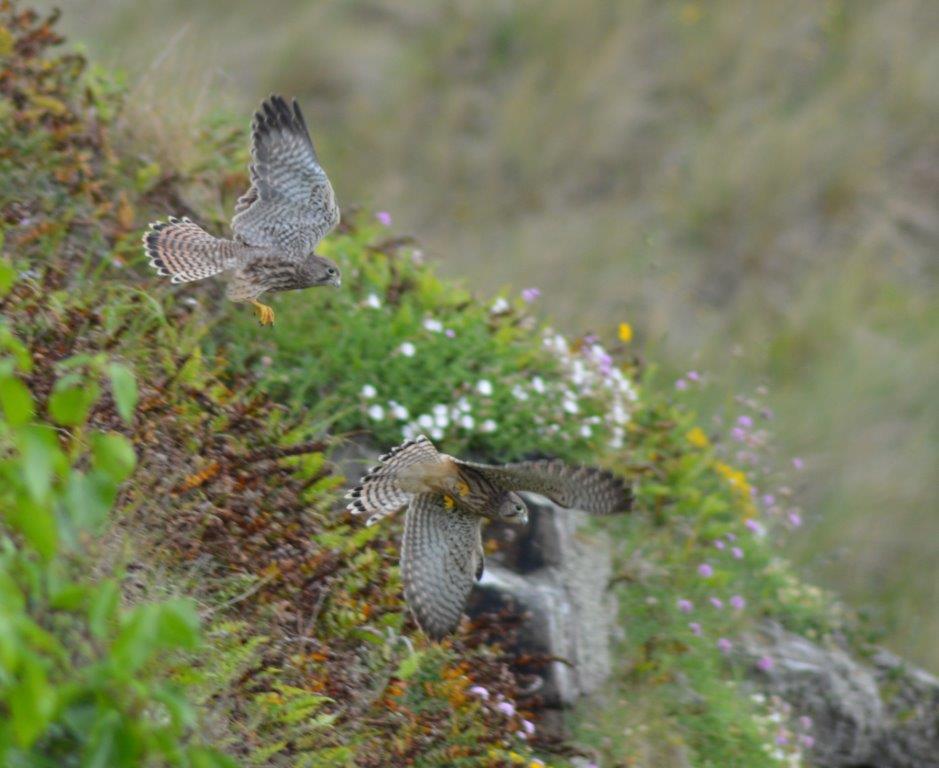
346, 436, 447, 526
144, 217, 239, 284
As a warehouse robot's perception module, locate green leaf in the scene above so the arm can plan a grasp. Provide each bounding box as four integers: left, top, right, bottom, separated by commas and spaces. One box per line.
9, 656, 57, 747
187, 747, 241, 768
65, 470, 116, 531
0, 255, 14, 298
91, 432, 136, 484
88, 579, 120, 640
107, 363, 137, 424
48, 374, 99, 426
7, 497, 58, 559
394, 650, 426, 680
111, 599, 199, 673
153, 599, 200, 650
15, 425, 61, 505
0, 374, 33, 426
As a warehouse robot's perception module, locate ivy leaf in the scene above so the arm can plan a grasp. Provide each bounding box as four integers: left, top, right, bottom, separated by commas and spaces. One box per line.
106, 363, 137, 424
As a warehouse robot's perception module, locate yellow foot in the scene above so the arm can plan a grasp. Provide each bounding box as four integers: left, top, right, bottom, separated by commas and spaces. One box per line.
456, 479, 471, 498
250, 300, 275, 326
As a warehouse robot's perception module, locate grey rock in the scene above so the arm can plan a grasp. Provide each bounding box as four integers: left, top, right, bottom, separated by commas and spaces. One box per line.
741, 622, 939, 768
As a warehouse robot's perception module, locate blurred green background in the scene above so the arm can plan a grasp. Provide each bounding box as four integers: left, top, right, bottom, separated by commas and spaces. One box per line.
44, 0, 938, 669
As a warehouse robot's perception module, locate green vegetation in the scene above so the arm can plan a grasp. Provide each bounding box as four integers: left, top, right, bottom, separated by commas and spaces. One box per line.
0, 5, 880, 766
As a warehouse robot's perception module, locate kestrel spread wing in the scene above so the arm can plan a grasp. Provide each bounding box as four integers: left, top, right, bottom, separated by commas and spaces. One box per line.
453, 457, 632, 515
231, 94, 340, 257
401, 492, 483, 640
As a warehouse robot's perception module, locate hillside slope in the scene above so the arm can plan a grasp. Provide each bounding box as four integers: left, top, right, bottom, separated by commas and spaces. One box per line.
0, 6, 854, 766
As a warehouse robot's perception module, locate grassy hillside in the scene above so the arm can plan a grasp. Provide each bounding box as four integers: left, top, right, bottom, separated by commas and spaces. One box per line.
43, 0, 939, 671
1, 5, 862, 766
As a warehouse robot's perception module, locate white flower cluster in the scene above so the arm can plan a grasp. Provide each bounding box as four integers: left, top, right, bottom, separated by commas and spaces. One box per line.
397, 392, 497, 441
539, 330, 638, 448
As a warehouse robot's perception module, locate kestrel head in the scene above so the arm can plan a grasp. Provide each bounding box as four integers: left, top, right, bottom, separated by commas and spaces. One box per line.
495, 491, 528, 525
303, 253, 341, 288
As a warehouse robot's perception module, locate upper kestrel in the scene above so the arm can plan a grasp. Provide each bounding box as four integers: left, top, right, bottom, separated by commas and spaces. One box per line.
346, 435, 632, 639
144, 94, 341, 325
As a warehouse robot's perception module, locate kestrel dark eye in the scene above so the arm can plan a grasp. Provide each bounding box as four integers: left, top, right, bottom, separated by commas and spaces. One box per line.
327, 267, 337, 275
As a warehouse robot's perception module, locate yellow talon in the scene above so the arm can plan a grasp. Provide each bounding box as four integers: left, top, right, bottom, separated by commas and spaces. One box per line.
443, 495, 456, 510
456, 480, 470, 497
250, 300, 275, 326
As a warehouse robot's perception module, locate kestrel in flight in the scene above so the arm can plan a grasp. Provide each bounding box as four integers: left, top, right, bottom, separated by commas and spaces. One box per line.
347, 435, 632, 639
144, 94, 341, 325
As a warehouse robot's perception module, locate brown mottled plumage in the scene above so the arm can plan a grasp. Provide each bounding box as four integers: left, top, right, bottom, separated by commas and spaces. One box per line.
346, 435, 632, 639
143, 94, 341, 325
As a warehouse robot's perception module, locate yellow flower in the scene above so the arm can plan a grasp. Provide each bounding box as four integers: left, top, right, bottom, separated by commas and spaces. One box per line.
686, 426, 709, 448
618, 322, 633, 343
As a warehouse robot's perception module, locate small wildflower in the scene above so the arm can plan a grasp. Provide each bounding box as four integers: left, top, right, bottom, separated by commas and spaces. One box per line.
459, 414, 475, 430
757, 655, 775, 672
261, 355, 273, 367
375, 210, 392, 226
717, 637, 732, 653
490, 297, 510, 314
445, 328, 456, 338
775, 732, 789, 746
618, 322, 633, 343
732, 546, 744, 560
562, 398, 580, 414
360, 384, 377, 399
531, 376, 546, 394
468, 685, 489, 700
529, 760, 544, 768
389, 402, 410, 421
417, 414, 434, 430
677, 599, 694, 613
686, 426, 710, 448
731, 427, 747, 442
496, 701, 516, 717
423, 317, 443, 333
367, 404, 385, 421
799, 734, 815, 749
398, 342, 416, 357
792, 457, 805, 470
763, 494, 776, 507
714, 539, 726, 550
687, 370, 701, 382
725, 532, 737, 542
798, 716, 813, 730
430, 427, 444, 440
737, 415, 753, 428
697, 563, 714, 578
511, 384, 529, 401
476, 379, 494, 396
579, 424, 593, 438
675, 378, 688, 391
788, 511, 803, 527
709, 597, 724, 609
730, 595, 746, 610
520, 719, 535, 736
364, 293, 382, 309
481, 419, 497, 433
521, 287, 541, 303
689, 622, 702, 636
744, 518, 764, 535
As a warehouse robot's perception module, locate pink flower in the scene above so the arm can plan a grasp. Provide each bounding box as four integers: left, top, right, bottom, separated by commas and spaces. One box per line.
445, 328, 456, 338
792, 457, 805, 470
744, 519, 763, 535
788, 511, 803, 527
521, 287, 541, 303
800, 734, 815, 749
737, 415, 753, 428
697, 563, 714, 578
756, 655, 774, 672
714, 539, 726, 550
675, 378, 688, 391
731, 427, 746, 442
717, 637, 732, 653
730, 595, 746, 611
496, 701, 516, 717
709, 597, 724, 609
775, 732, 789, 746
687, 370, 701, 382
521, 719, 535, 735
677, 599, 694, 613
689, 622, 702, 636
468, 685, 489, 700
762, 494, 775, 507
798, 715, 813, 730
376, 210, 392, 226
731, 546, 744, 559
725, 532, 737, 542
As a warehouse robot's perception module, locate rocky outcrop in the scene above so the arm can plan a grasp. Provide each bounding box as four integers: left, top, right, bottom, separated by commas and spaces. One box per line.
742, 622, 939, 768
